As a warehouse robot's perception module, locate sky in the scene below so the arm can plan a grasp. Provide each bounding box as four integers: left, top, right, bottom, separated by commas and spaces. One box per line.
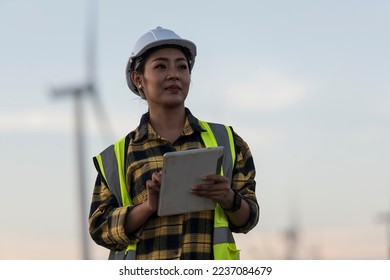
1, 0, 390, 260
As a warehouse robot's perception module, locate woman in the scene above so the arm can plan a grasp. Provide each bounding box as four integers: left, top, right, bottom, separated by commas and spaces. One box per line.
89, 26, 259, 260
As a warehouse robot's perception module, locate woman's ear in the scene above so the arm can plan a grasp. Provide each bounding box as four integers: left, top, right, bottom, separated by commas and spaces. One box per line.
131, 71, 146, 99
131, 71, 142, 89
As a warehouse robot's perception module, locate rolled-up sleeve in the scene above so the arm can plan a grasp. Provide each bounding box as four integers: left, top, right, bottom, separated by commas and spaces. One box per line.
229, 132, 260, 233
88, 175, 141, 251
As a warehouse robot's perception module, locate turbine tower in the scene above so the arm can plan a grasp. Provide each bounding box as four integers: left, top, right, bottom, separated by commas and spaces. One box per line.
376, 186, 390, 259
51, 0, 113, 259
284, 195, 301, 260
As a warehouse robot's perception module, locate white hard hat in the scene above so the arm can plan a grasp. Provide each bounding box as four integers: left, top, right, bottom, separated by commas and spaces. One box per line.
126, 26, 197, 95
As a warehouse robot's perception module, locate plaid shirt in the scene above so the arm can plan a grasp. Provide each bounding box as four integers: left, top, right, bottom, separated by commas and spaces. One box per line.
88, 108, 259, 260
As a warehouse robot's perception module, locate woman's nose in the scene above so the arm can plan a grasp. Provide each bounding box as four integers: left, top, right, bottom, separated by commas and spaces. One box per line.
167, 67, 180, 80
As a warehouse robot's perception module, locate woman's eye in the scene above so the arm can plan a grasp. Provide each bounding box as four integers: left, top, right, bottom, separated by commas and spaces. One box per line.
155, 64, 166, 69
178, 64, 188, 70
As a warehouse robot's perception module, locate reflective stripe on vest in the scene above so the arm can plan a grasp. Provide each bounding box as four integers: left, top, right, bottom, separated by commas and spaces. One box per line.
199, 120, 239, 260
93, 120, 238, 260
94, 137, 130, 207
94, 137, 136, 260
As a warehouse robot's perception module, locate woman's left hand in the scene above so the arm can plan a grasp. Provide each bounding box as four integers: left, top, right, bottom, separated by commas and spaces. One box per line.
191, 174, 234, 209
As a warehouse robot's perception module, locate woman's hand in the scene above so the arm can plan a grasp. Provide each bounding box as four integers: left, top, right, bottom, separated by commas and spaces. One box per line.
145, 171, 162, 213
124, 171, 161, 235
191, 174, 234, 209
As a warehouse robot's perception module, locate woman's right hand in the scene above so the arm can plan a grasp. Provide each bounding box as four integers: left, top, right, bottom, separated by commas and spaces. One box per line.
145, 171, 161, 213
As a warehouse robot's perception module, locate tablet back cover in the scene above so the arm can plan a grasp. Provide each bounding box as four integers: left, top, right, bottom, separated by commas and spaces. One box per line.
157, 147, 224, 216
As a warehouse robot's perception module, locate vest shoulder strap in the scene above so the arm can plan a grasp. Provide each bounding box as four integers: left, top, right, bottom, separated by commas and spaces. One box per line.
199, 120, 236, 181
93, 135, 131, 207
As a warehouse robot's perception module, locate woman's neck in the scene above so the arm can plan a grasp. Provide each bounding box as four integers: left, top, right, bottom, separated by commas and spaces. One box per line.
148, 106, 186, 143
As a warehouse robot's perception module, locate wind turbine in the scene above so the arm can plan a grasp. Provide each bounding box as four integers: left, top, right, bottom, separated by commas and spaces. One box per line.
283, 196, 301, 260
51, 0, 114, 259
376, 186, 390, 259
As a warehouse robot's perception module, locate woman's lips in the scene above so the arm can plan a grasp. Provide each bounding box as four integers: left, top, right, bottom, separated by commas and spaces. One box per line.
165, 85, 181, 91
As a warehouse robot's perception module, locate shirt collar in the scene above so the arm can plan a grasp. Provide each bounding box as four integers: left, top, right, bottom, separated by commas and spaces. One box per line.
133, 108, 203, 143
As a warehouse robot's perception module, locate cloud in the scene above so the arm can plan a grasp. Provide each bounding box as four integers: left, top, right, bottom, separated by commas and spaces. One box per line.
223, 69, 309, 112
230, 124, 286, 155
0, 108, 72, 134
375, 93, 390, 116
0, 107, 143, 142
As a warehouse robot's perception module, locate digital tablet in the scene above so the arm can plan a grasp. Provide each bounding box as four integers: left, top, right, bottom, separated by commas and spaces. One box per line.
157, 146, 224, 217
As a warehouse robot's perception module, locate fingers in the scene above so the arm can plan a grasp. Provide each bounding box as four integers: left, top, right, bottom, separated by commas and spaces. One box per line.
205, 189, 230, 200
152, 171, 162, 184
191, 174, 231, 203
146, 180, 157, 191
146, 171, 162, 191
202, 174, 229, 183
192, 187, 230, 204
193, 174, 229, 192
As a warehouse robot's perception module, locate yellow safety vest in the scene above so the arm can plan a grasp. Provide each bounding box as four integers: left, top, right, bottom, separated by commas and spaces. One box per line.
94, 120, 239, 260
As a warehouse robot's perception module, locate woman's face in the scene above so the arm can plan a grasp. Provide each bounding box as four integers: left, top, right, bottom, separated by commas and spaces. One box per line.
138, 48, 190, 110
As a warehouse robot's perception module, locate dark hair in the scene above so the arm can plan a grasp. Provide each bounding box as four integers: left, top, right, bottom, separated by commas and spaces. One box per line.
133, 44, 193, 74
